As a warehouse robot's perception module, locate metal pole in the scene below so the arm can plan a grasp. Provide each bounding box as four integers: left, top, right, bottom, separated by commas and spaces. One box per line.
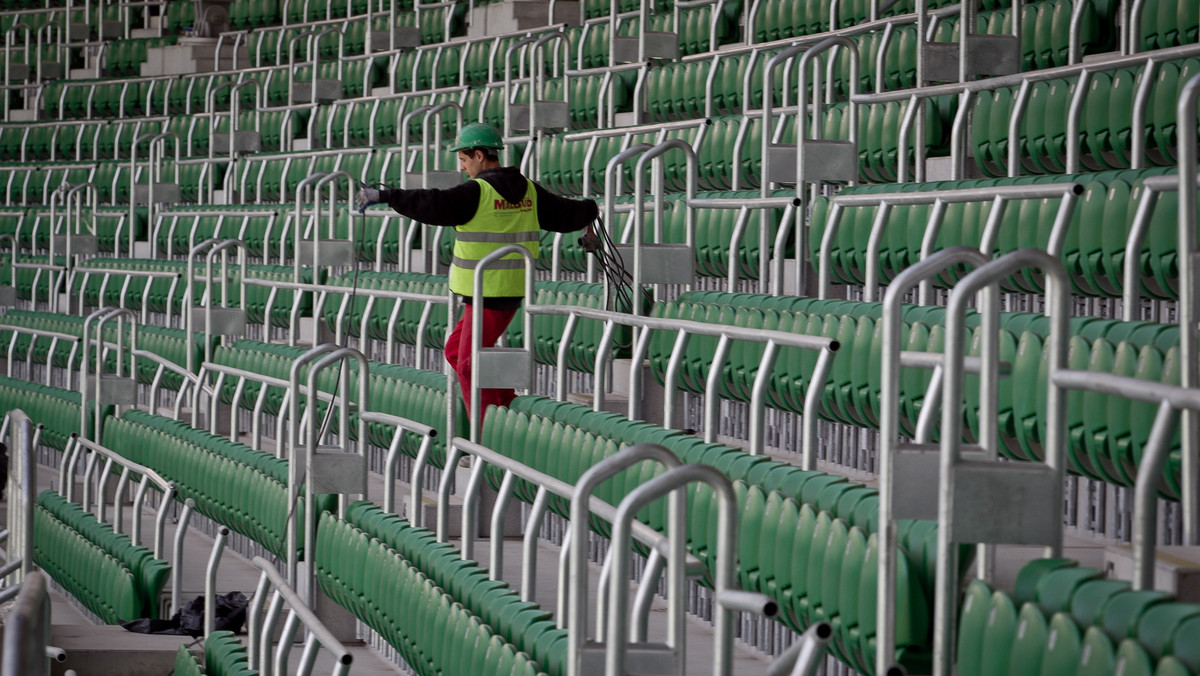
567, 444, 682, 676
1133, 402, 1179, 590
877, 247, 988, 676
1177, 74, 1200, 544
204, 527, 229, 639
171, 499, 196, 615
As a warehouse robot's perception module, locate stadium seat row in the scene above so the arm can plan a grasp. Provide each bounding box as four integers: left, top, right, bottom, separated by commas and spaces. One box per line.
210, 339, 465, 467
972, 57, 1200, 176
333, 500, 565, 672
33, 499, 145, 624
647, 291, 1185, 496
103, 409, 335, 558
69, 259, 314, 327
317, 510, 545, 676
36, 489, 169, 620
172, 631, 254, 676
482, 397, 936, 674
0, 309, 207, 390
154, 206, 283, 259
807, 168, 1185, 300
957, 559, 1200, 676
0, 373, 101, 447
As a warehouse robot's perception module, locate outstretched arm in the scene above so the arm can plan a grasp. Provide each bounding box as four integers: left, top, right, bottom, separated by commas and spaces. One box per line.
376, 182, 483, 227
533, 183, 599, 233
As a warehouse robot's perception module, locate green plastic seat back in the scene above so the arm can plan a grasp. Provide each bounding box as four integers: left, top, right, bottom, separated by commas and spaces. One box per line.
1039, 612, 1084, 676
979, 591, 1019, 676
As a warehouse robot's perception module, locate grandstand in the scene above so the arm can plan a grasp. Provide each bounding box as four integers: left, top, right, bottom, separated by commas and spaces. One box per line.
0, 0, 1198, 674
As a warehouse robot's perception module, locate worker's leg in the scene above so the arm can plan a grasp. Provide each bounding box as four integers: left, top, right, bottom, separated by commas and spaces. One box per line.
444, 303, 518, 421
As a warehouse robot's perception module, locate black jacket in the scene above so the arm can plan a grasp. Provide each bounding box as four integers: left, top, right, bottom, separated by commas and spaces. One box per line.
379, 166, 598, 309
379, 166, 598, 230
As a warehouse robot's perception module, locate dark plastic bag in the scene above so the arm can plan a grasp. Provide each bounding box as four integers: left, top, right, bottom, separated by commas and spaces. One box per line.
121, 591, 248, 636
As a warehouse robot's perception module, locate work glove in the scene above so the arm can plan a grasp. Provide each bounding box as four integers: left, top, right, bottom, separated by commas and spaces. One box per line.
578, 231, 602, 254
355, 188, 381, 213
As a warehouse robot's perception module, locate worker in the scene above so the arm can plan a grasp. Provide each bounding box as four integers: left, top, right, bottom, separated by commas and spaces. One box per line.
355, 122, 599, 421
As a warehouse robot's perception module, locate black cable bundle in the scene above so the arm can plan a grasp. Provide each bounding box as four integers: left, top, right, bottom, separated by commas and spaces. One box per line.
311, 181, 386, 442
579, 214, 653, 318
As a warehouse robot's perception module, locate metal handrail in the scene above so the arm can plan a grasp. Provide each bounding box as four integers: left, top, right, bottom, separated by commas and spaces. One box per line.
526, 31, 573, 171
185, 238, 247, 372
601, 142, 653, 282
291, 172, 328, 282
286, 344, 369, 604
3, 23, 32, 121
360, 410, 436, 518
246, 556, 352, 676
1052, 370, 1200, 589
1, 310, 197, 405
0, 233, 15, 294
468, 244, 537, 442
3, 411, 35, 593
852, 43, 1200, 177
876, 246, 989, 676
563, 443, 686, 676
1120, 173, 1199, 318
932, 249, 1070, 676
129, 131, 179, 238
303, 170, 356, 277
43, 182, 98, 312
418, 101, 462, 183
64, 434, 175, 562
238, 270, 839, 456
528, 301, 837, 460
630, 139, 698, 303
243, 275, 448, 360
797, 36, 859, 199
605, 463, 752, 676
501, 34, 540, 164
396, 103, 434, 188
816, 181, 1084, 302
0, 570, 50, 676
766, 622, 834, 676
80, 306, 138, 445
1175, 73, 1200, 545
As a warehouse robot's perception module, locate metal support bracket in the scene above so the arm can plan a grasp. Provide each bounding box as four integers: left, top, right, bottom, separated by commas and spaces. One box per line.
371, 27, 421, 50
476, 347, 533, 390
767, 142, 858, 184
298, 240, 356, 268
510, 101, 570, 131
292, 80, 344, 103
950, 461, 1062, 544
212, 131, 263, 154
579, 641, 677, 676
924, 35, 1020, 82
190, 307, 247, 335
133, 184, 182, 204
86, 374, 138, 406
51, 234, 98, 255
893, 443, 989, 520
613, 34, 679, 62
613, 243, 696, 285
310, 448, 367, 495
404, 170, 462, 190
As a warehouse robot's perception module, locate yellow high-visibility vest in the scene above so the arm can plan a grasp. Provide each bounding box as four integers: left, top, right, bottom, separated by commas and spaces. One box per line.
449, 178, 540, 297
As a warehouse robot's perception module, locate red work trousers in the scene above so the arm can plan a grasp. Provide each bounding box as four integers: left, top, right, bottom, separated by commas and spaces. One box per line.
444, 303, 519, 421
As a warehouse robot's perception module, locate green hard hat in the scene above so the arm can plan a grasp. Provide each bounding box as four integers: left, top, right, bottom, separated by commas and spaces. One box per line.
448, 122, 504, 152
